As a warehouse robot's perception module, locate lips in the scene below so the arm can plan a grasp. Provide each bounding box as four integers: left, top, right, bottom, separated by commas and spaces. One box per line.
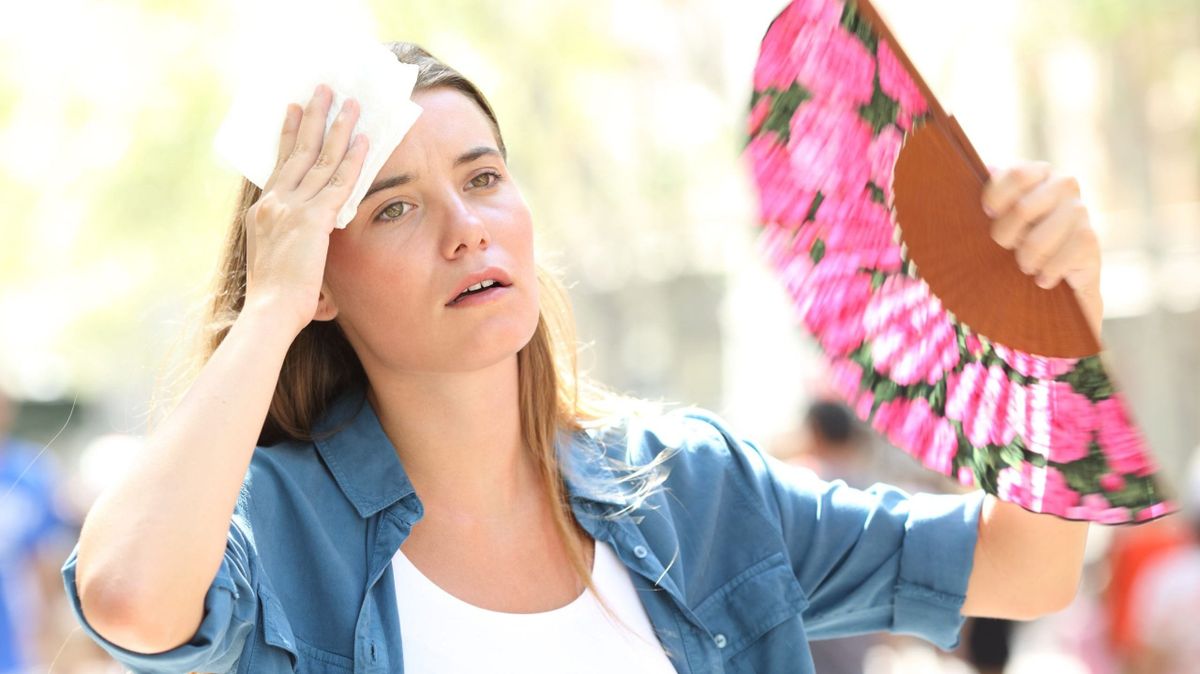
447, 266, 514, 305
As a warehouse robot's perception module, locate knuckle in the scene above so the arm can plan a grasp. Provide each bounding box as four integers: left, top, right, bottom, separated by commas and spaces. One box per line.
327, 171, 346, 188
313, 152, 334, 170
254, 194, 287, 222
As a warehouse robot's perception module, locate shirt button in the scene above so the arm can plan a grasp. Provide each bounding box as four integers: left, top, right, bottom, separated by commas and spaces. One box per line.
714, 633, 728, 649
632, 545, 648, 559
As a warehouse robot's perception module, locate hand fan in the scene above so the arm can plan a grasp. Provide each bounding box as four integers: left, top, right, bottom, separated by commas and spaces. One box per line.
744, 0, 1175, 523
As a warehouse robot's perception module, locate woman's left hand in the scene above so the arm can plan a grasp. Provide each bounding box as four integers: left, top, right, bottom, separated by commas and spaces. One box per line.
981, 161, 1103, 338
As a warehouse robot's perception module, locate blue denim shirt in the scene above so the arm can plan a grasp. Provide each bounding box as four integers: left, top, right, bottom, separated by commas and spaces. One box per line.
62, 387, 984, 673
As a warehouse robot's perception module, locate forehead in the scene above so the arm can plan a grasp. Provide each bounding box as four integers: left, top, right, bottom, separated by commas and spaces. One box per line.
381, 87, 497, 170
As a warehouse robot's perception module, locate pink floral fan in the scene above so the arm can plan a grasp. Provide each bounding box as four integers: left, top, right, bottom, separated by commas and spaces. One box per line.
744, 0, 1175, 523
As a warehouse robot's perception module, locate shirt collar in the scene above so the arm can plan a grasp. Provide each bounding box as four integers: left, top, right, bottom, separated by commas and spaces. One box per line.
311, 387, 629, 519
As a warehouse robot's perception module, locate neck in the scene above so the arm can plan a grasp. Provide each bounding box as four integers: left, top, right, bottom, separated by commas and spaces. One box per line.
365, 354, 541, 523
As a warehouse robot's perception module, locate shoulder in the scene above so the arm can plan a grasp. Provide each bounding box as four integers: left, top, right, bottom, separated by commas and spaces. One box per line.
233, 439, 353, 537
585, 406, 795, 501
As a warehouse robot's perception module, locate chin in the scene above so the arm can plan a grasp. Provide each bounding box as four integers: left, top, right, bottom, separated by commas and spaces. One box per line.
441, 299, 542, 373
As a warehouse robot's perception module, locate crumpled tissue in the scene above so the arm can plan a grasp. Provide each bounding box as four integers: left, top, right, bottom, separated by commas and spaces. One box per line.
213, 40, 422, 229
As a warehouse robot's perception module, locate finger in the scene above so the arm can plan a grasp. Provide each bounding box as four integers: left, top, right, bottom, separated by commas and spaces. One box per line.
263, 103, 301, 194
990, 172, 1077, 251
311, 134, 369, 218
1038, 222, 1099, 290
295, 97, 360, 199
1013, 196, 1085, 277
274, 84, 334, 192
982, 160, 1052, 218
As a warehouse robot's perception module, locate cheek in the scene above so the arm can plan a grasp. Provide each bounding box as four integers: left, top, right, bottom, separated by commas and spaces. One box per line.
326, 234, 425, 321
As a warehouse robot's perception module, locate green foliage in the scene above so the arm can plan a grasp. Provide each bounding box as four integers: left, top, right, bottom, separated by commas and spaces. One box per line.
840, 1, 879, 52
1056, 356, 1115, 401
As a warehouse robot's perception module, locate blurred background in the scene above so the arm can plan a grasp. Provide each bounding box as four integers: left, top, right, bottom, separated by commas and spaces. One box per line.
1, 0, 1197, 672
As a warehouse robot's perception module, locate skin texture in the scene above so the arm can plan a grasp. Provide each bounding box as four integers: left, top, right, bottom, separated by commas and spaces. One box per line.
959, 162, 1099, 619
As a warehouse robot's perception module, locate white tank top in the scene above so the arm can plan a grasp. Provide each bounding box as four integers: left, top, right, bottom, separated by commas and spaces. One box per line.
392, 538, 678, 673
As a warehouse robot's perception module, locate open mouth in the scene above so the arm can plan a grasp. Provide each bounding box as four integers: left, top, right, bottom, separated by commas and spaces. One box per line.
449, 279, 510, 305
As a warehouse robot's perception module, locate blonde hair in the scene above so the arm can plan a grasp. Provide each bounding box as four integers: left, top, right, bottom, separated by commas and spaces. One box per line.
155, 43, 678, 645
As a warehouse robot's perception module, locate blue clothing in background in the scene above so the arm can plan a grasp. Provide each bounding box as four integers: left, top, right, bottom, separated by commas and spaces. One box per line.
62, 387, 984, 673
1, 436, 66, 674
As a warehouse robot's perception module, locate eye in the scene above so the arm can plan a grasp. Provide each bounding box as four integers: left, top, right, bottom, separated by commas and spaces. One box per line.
469, 170, 502, 189
376, 201, 414, 223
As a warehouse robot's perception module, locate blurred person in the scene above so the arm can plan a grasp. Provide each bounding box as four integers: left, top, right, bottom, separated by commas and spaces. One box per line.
1125, 448, 1200, 674
964, 617, 1012, 674
0, 390, 71, 673
1100, 512, 1190, 669
786, 399, 875, 490
60, 43, 1101, 673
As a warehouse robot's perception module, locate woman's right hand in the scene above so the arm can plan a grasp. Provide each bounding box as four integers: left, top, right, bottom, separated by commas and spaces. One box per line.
243, 83, 369, 335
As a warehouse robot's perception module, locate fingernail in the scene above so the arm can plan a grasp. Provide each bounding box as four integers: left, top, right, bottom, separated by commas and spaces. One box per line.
1036, 274, 1051, 289
983, 204, 995, 218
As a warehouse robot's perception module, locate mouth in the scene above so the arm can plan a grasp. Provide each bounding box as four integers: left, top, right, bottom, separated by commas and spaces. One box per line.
447, 278, 512, 306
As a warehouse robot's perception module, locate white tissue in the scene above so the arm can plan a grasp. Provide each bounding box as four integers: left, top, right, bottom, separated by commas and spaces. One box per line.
213, 40, 423, 229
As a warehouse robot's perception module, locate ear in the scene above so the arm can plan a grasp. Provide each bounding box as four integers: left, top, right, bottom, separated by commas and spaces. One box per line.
313, 282, 339, 322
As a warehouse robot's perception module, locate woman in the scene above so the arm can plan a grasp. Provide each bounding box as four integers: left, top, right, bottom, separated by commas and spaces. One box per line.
62, 43, 1095, 673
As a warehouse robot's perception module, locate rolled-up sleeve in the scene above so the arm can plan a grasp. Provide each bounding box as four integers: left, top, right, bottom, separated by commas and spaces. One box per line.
60, 514, 259, 674
767, 459, 983, 650
685, 411, 984, 651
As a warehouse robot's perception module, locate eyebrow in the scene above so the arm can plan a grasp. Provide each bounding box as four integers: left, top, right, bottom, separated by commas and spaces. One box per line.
363, 146, 502, 201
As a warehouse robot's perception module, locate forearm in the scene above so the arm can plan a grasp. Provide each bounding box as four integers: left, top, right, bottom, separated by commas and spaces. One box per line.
75, 304, 297, 651
960, 494, 1089, 619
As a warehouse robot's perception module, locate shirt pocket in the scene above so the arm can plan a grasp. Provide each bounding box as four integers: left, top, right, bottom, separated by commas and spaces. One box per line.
693, 551, 808, 663
255, 588, 354, 673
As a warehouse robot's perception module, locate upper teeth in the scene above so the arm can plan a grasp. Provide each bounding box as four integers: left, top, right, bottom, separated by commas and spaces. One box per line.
466, 280, 497, 292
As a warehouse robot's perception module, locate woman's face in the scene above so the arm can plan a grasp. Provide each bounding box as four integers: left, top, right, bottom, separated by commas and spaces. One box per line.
322, 87, 539, 374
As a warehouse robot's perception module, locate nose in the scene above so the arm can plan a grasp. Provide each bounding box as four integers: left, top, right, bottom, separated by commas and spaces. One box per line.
440, 192, 490, 259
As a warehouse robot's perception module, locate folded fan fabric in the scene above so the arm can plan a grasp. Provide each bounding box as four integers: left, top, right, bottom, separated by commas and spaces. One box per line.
214, 39, 422, 229
745, 0, 1175, 523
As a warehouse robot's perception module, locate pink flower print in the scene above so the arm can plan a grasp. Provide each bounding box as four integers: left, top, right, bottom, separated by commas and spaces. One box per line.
963, 332, 984, 359
827, 358, 865, 403
992, 344, 1076, 379
748, 96, 771, 137
1045, 381, 1097, 464
1095, 396, 1155, 476
946, 362, 986, 423
756, 14, 876, 106
787, 103, 874, 197
967, 364, 1017, 447
809, 195, 903, 272
1066, 493, 1131, 525
853, 390, 876, 421
1135, 502, 1175, 522
879, 397, 958, 475
869, 397, 908, 440
876, 39, 929, 131
1022, 381, 1099, 465
946, 362, 1016, 447
788, 0, 844, 24
747, 135, 820, 226
789, 256, 874, 357
957, 466, 975, 486
997, 463, 1080, 515
753, 0, 844, 91
1018, 380, 1094, 464
866, 125, 903, 200
863, 275, 959, 386
1099, 473, 1126, 492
